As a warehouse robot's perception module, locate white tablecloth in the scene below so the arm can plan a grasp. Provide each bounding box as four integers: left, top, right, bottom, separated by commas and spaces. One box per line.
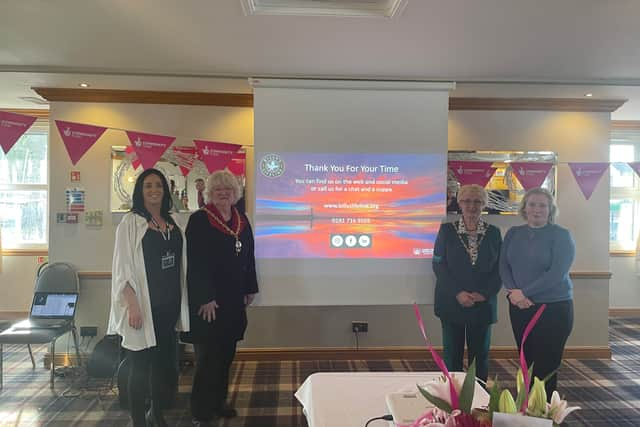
294, 372, 489, 427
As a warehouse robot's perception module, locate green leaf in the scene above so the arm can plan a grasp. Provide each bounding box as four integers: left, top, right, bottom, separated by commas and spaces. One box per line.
515, 364, 534, 412
459, 359, 477, 414
488, 376, 501, 416
417, 384, 453, 413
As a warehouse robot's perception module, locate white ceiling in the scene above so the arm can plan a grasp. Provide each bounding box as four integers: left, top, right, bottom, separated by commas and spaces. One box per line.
1, 0, 640, 118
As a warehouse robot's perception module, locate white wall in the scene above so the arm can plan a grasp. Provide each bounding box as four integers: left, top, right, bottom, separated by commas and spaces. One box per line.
449, 110, 611, 346
1, 102, 616, 352
610, 256, 640, 307
46, 102, 254, 339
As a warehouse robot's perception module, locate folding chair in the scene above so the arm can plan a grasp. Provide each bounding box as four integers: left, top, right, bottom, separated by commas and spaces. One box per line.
0, 262, 82, 389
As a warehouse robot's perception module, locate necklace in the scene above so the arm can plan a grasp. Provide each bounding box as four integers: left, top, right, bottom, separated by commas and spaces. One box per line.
455, 219, 487, 266
202, 206, 242, 255
150, 216, 170, 242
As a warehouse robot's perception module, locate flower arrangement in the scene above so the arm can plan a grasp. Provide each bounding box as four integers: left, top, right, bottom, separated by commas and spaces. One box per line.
397, 304, 580, 427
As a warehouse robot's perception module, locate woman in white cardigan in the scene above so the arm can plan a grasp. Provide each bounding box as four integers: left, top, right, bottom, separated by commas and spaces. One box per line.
108, 168, 189, 427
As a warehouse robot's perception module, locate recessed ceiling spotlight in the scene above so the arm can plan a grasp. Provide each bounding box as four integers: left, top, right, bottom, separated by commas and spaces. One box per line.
79, 83, 90, 88
584, 93, 593, 97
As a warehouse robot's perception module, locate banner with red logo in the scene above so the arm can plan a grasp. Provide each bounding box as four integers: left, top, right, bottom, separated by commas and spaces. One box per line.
0, 111, 37, 154
568, 162, 609, 200
227, 152, 246, 176
511, 162, 553, 190
55, 120, 107, 165
171, 146, 198, 176
193, 140, 241, 173
126, 131, 175, 170
448, 161, 496, 187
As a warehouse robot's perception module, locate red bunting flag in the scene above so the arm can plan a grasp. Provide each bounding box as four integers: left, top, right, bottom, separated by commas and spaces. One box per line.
628, 162, 640, 179
126, 131, 175, 170
55, 120, 107, 165
171, 146, 198, 176
124, 145, 142, 170
448, 161, 496, 187
568, 162, 609, 200
227, 152, 246, 176
0, 111, 37, 154
193, 140, 241, 173
510, 162, 553, 190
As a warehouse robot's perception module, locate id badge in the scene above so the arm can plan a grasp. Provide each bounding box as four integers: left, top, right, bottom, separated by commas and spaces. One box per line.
161, 251, 176, 270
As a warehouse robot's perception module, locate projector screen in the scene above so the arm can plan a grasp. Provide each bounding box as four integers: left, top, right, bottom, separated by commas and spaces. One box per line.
251, 79, 453, 305
255, 152, 445, 259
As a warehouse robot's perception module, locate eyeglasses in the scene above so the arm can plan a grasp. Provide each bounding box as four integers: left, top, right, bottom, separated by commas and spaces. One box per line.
459, 199, 483, 206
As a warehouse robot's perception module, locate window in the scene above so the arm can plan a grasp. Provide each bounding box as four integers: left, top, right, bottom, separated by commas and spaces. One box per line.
610, 122, 640, 251
0, 111, 48, 250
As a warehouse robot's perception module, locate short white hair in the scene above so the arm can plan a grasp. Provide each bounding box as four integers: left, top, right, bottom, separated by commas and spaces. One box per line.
205, 170, 242, 205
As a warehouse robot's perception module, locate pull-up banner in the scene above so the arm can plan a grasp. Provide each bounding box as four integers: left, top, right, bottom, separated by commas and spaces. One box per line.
448, 161, 496, 187
126, 131, 175, 170
227, 152, 246, 176
55, 120, 107, 165
511, 162, 553, 190
0, 111, 37, 154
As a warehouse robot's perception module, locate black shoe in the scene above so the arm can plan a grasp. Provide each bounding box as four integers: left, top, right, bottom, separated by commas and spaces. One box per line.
191, 418, 212, 427
145, 405, 168, 427
216, 405, 237, 418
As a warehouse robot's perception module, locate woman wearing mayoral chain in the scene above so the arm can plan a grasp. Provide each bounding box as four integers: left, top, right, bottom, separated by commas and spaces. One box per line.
432, 184, 502, 383
182, 170, 258, 426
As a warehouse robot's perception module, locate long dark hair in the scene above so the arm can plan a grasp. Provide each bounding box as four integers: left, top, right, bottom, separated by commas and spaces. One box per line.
131, 168, 175, 224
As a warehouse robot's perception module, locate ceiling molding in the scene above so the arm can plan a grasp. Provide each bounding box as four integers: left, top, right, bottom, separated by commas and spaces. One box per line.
449, 97, 627, 112
32, 88, 253, 107
0, 109, 49, 118
249, 78, 455, 91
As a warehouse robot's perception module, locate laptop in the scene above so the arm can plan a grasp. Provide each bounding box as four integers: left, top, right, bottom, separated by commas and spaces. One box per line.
13, 292, 78, 329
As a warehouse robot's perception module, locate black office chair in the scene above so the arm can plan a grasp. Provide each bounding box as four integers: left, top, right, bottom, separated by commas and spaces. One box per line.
0, 262, 82, 389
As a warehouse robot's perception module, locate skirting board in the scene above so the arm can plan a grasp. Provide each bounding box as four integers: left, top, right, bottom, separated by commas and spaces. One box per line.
43, 346, 611, 369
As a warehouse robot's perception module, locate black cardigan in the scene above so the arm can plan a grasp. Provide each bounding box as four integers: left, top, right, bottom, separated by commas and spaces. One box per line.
432, 221, 502, 325
181, 210, 259, 343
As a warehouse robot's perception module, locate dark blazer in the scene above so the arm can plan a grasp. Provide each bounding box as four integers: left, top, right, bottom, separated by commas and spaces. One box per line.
181, 209, 259, 343
432, 221, 502, 325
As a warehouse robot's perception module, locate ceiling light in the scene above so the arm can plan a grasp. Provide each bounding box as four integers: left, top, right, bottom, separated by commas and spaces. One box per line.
584, 93, 593, 97
79, 83, 90, 88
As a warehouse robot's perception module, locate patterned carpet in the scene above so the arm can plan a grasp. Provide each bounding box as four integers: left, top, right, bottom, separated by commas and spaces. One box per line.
0, 317, 639, 426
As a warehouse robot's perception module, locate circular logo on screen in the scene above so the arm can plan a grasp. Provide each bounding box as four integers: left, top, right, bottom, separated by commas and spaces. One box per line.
260, 154, 285, 178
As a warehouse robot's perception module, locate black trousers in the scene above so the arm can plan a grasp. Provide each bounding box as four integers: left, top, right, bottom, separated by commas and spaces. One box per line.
441, 320, 492, 383
127, 312, 179, 426
190, 337, 238, 421
509, 299, 573, 399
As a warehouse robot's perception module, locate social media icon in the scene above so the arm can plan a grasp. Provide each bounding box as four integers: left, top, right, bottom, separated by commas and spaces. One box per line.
358, 235, 371, 247
331, 235, 344, 247
345, 235, 357, 247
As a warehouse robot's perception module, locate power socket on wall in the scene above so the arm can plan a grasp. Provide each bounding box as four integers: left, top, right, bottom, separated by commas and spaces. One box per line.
80, 326, 98, 337
351, 321, 368, 333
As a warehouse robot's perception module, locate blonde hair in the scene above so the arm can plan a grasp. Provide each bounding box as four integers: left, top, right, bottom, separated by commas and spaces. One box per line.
457, 184, 488, 207
205, 170, 243, 205
519, 187, 558, 223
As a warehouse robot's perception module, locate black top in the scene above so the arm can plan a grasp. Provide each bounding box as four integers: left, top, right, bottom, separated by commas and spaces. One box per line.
142, 225, 182, 317
432, 221, 502, 325
182, 210, 259, 343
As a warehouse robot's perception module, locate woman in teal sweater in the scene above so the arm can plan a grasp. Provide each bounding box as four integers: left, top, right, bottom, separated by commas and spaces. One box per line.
432, 184, 502, 383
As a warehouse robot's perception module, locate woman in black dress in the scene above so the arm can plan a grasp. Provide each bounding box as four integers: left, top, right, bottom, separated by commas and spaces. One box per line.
184, 170, 258, 426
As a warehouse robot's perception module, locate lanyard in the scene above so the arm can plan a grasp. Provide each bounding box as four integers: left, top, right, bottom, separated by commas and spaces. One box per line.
150, 217, 171, 242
